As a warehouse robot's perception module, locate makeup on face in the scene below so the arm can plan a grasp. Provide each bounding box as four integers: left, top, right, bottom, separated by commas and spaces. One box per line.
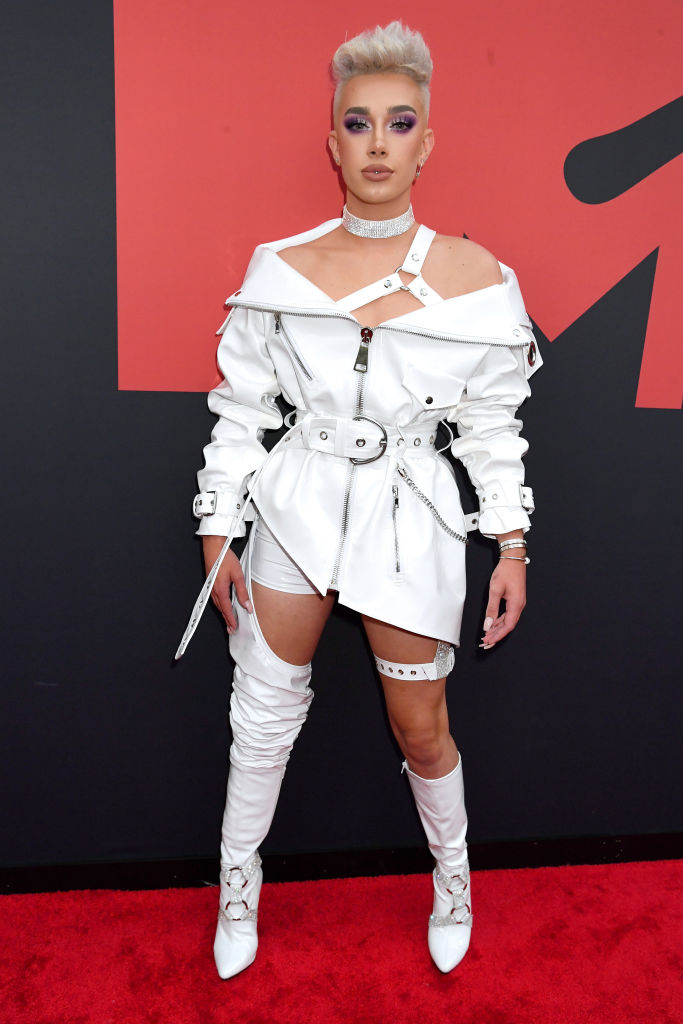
342, 105, 419, 135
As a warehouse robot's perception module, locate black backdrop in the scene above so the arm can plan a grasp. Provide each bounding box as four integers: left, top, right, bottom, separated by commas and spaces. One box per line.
2, 2, 680, 873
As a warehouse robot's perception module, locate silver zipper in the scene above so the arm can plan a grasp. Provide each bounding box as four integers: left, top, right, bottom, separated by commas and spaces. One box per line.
330, 461, 355, 588
329, 328, 369, 587
396, 465, 467, 543
354, 327, 374, 372
227, 299, 529, 350
273, 313, 315, 381
391, 484, 401, 572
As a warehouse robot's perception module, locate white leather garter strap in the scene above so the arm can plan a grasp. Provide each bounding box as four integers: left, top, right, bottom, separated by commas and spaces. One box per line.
374, 640, 455, 681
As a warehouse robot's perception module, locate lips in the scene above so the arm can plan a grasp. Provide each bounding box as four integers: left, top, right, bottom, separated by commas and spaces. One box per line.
362, 164, 393, 181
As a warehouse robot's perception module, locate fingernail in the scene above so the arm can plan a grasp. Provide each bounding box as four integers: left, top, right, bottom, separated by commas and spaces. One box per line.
483, 617, 493, 631
479, 643, 494, 650
245, 600, 254, 614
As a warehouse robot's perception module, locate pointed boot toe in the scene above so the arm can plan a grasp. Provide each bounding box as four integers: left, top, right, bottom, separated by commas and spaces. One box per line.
428, 919, 472, 972
214, 918, 258, 979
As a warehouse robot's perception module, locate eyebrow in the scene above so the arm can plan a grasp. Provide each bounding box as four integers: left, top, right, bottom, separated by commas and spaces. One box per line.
343, 105, 418, 116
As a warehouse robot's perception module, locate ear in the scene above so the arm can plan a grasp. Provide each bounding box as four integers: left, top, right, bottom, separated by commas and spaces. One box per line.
328, 130, 340, 165
420, 128, 435, 164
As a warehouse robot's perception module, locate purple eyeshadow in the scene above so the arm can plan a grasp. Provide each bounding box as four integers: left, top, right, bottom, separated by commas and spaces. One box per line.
389, 113, 418, 131
343, 116, 370, 131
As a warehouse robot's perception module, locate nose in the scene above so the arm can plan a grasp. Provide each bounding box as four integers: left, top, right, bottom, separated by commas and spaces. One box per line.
368, 126, 387, 157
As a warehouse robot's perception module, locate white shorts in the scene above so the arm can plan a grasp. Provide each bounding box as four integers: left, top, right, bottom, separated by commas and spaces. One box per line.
250, 516, 318, 595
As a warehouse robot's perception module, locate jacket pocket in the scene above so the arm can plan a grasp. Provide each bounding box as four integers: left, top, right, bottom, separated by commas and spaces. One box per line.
401, 364, 466, 412
274, 313, 316, 382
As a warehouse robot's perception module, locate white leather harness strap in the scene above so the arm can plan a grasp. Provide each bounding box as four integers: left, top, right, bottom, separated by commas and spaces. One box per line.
335, 225, 443, 313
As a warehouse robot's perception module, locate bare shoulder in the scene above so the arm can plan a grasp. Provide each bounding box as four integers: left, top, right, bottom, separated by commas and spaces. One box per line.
274, 229, 344, 275
428, 234, 503, 296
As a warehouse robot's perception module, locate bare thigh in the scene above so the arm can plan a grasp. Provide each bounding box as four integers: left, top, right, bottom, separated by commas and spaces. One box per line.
362, 615, 458, 776
251, 581, 336, 665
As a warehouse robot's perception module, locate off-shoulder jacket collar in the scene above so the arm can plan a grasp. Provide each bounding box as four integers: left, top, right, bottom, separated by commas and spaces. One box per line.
222, 218, 537, 353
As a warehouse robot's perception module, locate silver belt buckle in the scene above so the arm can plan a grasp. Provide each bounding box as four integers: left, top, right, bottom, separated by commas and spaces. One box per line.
193, 491, 217, 517
350, 415, 388, 465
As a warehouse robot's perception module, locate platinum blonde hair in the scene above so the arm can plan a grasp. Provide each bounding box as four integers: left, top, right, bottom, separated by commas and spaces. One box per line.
330, 21, 432, 118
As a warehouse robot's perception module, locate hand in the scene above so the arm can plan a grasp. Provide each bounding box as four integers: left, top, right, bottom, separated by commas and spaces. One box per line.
480, 558, 526, 650
202, 536, 252, 635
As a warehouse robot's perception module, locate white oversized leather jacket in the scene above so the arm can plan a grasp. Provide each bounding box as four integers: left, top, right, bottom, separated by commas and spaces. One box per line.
178, 218, 541, 656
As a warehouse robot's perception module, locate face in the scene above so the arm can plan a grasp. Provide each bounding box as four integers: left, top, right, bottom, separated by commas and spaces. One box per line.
328, 73, 434, 215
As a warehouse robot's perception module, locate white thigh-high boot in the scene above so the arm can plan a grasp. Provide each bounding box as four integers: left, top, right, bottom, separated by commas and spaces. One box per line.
403, 753, 473, 972
213, 583, 313, 980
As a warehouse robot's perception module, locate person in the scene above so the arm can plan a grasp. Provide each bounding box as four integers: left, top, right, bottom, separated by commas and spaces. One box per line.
176, 21, 541, 979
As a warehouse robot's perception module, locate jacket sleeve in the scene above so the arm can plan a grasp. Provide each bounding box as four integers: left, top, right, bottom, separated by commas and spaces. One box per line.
448, 344, 536, 539
195, 305, 283, 537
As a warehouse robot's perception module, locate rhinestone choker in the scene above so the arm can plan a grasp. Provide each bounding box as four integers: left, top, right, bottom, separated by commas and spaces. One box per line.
342, 204, 415, 239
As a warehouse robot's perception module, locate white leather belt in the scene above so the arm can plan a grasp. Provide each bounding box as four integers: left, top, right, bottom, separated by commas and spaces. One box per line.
290, 414, 438, 463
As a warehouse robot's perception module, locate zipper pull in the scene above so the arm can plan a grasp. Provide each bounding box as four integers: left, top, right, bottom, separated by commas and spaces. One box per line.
392, 484, 399, 508
274, 312, 281, 333
353, 327, 374, 373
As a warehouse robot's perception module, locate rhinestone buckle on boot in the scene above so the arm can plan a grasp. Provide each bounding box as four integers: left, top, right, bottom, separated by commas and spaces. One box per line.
218, 852, 262, 923
430, 864, 473, 928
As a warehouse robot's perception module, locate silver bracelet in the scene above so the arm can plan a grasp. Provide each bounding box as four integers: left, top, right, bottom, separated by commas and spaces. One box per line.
499, 555, 530, 564
499, 538, 527, 552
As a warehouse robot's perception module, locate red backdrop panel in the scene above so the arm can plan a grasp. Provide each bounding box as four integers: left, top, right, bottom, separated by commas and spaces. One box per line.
113, 0, 682, 407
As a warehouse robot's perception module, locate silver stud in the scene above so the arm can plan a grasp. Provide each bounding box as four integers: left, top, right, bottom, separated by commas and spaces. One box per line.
236, 503, 241, 509
356, 438, 366, 447
425, 396, 433, 404
420, 287, 428, 297
397, 437, 404, 446
398, 669, 404, 675
414, 438, 421, 446
492, 493, 498, 499
410, 670, 417, 675
429, 435, 434, 443
320, 431, 328, 440
513, 329, 521, 337
411, 253, 420, 262
384, 279, 392, 288
389, 667, 394, 672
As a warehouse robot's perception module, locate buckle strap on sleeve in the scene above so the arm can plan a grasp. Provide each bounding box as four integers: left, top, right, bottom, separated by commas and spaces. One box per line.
192, 491, 245, 519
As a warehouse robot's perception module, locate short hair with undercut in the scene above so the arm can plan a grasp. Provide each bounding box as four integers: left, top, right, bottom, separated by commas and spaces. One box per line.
330, 21, 432, 118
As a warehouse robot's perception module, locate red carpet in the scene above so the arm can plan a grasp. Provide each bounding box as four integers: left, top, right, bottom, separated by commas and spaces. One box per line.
1, 859, 681, 1024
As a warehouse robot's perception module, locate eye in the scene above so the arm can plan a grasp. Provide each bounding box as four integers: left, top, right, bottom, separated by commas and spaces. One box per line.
343, 117, 371, 132
388, 116, 417, 133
